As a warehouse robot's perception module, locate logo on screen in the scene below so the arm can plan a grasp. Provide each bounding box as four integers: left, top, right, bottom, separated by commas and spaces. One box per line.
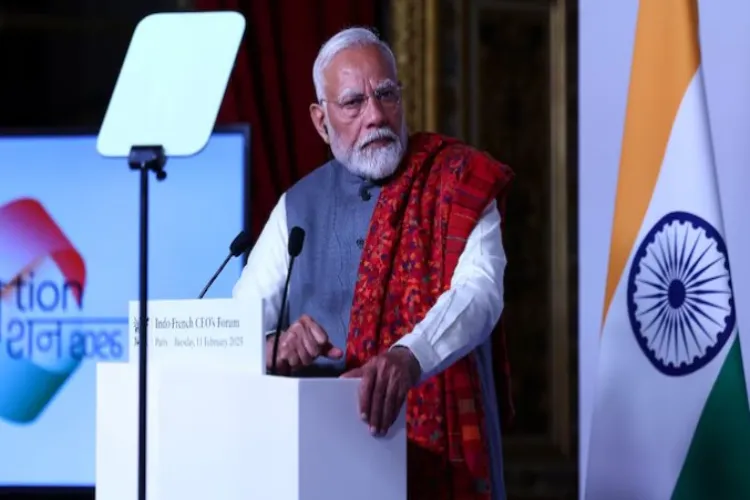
0, 198, 126, 424
132, 316, 148, 345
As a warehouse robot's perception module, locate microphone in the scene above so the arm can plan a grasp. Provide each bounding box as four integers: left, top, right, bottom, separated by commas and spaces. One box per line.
270, 226, 305, 375
198, 230, 253, 299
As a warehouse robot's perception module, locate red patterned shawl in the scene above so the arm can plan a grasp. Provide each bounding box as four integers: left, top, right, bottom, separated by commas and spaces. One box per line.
346, 132, 514, 498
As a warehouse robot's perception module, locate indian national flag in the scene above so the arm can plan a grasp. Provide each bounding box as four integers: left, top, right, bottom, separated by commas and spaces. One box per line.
584, 1, 750, 499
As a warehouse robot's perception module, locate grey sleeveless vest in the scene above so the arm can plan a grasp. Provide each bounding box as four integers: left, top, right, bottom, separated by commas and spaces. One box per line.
284, 160, 381, 374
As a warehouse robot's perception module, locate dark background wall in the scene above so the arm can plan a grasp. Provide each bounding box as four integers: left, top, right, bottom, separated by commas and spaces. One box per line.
0, 0, 186, 129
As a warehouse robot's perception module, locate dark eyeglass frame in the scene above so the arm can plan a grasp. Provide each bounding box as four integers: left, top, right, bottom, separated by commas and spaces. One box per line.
319, 83, 403, 117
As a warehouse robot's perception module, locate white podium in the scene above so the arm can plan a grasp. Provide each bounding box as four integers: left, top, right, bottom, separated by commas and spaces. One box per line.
96, 299, 406, 500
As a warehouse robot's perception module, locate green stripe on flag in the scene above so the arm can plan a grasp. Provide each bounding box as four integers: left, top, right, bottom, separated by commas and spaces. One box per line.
672, 336, 750, 500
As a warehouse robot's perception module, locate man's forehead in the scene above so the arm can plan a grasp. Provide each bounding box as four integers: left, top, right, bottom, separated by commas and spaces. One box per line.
323, 46, 396, 92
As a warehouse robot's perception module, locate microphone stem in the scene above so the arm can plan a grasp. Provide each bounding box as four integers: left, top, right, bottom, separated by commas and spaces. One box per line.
270, 257, 295, 375
198, 253, 232, 299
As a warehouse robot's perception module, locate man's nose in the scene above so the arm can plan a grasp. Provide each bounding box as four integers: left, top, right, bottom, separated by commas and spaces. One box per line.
362, 95, 388, 127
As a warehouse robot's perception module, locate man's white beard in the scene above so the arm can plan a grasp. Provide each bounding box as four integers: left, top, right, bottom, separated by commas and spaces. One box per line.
327, 118, 408, 180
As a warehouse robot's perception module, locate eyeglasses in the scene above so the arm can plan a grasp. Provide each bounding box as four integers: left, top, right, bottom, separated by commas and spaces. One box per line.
321, 84, 403, 119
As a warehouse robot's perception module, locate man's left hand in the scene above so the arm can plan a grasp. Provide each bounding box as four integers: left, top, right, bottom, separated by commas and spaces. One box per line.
341, 347, 422, 436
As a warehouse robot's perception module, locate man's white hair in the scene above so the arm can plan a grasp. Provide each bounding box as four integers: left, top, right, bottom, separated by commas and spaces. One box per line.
312, 27, 397, 101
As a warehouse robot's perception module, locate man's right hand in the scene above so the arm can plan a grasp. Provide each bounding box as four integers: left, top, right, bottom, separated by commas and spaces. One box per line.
266, 315, 344, 373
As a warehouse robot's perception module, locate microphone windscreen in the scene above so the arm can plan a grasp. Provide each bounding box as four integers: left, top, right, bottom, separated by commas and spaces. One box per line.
288, 226, 305, 257
229, 230, 252, 257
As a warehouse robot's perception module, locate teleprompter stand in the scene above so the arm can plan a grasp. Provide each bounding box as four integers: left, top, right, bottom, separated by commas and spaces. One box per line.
128, 145, 167, 500
95, 11, 245, 500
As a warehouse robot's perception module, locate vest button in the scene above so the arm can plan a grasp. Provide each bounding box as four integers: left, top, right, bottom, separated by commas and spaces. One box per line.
356, 238, 365, 249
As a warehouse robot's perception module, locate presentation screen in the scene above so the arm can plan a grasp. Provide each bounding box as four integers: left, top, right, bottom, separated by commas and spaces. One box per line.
0, 127, 249, 487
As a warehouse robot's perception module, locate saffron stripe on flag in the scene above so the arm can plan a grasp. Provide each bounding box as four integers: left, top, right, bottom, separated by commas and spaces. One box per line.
601, 0, 701, 330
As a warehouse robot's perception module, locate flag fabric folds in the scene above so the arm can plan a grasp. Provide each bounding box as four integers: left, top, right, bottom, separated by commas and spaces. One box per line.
584, 1, 750, 498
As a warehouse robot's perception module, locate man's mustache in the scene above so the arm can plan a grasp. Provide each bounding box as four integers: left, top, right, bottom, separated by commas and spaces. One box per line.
357, 128, 399, 150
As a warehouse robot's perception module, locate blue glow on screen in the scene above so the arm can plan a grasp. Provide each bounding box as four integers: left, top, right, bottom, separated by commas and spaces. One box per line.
0, 130, 247, 486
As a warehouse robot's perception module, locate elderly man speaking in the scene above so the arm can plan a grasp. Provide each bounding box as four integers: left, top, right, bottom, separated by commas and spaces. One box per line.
233, 27, 513, 500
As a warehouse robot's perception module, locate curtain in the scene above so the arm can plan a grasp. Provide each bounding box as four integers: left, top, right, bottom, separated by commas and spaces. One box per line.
195, 0, 377, 238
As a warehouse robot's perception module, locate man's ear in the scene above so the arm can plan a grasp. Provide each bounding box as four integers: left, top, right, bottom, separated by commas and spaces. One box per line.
309, 103, 329, 144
